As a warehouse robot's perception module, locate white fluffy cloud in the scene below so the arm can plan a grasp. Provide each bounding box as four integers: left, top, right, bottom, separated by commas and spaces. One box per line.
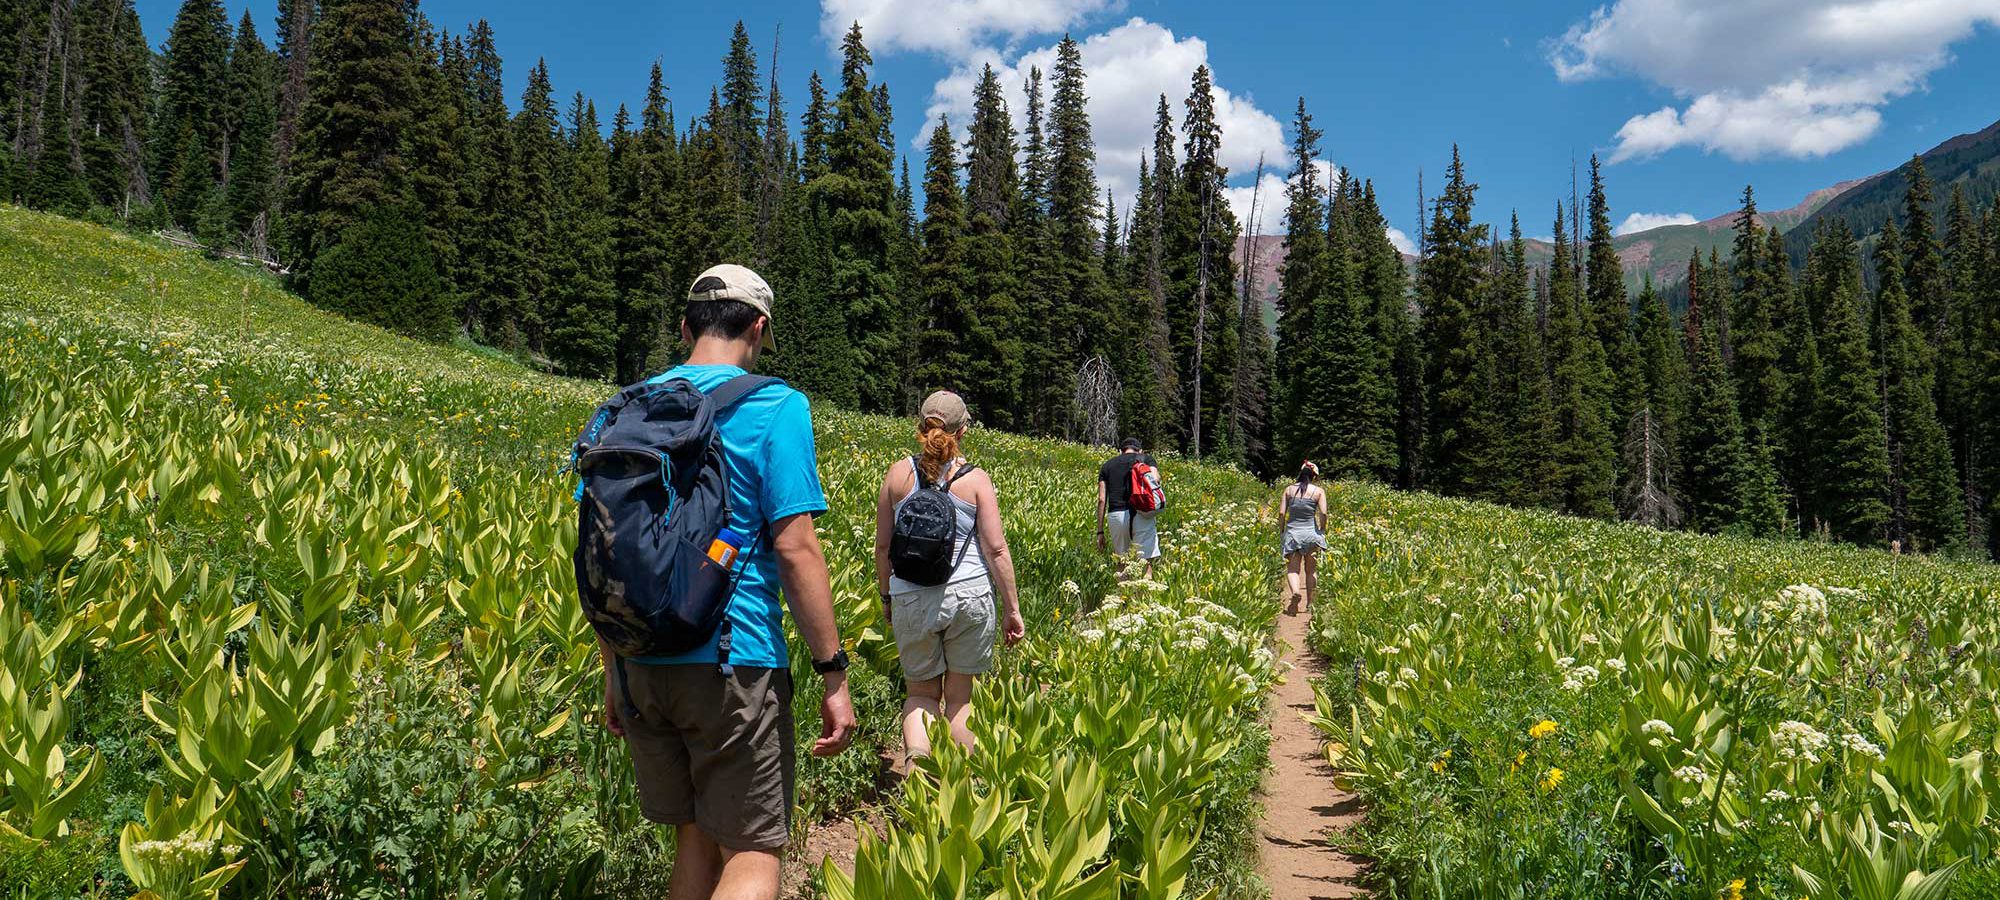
924, 18, 1287, 217
1384, 227, 1417, 256
1551, 0, 2000, 161
821, 0, 1120, 56
1615, 211, 1700, 235
1221, 159, 1335, 236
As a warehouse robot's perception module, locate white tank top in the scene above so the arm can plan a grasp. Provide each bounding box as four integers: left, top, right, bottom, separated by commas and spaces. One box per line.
888, 459, 988, 592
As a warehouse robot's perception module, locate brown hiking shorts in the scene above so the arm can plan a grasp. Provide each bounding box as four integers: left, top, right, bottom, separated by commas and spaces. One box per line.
620, 663, 795, 851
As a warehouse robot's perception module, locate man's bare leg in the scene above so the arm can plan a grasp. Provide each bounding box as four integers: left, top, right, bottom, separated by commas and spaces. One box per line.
668, 825, 722, 900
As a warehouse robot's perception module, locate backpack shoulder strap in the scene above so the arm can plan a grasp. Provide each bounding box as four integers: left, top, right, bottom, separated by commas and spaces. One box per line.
944, 461, 979, 486
706, 374, 784, 410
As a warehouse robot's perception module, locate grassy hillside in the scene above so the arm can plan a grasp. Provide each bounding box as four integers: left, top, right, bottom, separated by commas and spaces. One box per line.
1309, 483, 2000, 897
0, 206, 1281, 898
1786, 118, 2000, 264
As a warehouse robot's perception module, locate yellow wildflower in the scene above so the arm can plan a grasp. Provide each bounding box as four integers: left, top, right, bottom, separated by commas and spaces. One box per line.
1512, 750, 1528, 773
1539, 767, 1565, 791
1723, 878, 1745, 900
1431, 749, 1451, 774
1529, 720, 1557, 740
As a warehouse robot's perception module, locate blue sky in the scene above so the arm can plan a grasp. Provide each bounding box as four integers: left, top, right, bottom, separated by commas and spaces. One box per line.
137, 0, 2000, 248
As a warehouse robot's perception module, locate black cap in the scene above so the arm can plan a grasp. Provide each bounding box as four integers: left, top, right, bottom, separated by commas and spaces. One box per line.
1120, 438, 1142, 451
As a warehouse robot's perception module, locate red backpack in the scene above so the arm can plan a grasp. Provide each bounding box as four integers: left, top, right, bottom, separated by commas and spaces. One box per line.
1128, 460, 1165, 513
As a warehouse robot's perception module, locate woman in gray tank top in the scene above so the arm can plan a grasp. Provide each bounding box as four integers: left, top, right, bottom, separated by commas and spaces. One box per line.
1280, 461, 1329, 616
872, 391, 1025, 761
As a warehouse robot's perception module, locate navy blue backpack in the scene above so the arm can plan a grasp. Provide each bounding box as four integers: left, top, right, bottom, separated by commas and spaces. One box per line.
571, 374, 779, 669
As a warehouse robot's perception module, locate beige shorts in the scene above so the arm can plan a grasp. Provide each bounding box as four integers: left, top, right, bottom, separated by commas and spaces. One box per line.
1108, 510, 1161, 559
890, 578, 997, 681
618, 662, 795, 851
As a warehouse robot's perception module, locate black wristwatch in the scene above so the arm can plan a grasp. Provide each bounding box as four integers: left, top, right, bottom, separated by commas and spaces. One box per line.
812, 648, 850, 676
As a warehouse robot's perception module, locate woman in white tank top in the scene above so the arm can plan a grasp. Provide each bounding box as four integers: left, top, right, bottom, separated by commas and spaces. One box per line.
873, 391, 1024, 760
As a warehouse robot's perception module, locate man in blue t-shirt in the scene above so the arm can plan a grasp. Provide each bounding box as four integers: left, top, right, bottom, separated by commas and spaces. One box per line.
598, 263, 855, 900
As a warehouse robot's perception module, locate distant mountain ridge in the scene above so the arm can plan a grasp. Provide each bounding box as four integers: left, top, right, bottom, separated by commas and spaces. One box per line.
1232, 117, 2000, 304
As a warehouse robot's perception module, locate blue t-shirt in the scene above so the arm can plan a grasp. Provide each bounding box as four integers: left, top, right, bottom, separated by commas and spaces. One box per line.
624, 364, 827, 668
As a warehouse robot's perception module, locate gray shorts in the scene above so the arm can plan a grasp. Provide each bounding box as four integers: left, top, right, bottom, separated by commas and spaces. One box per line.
619, 662, 794, 851
1107, 510, 1161, 559
890, 578, 997, 681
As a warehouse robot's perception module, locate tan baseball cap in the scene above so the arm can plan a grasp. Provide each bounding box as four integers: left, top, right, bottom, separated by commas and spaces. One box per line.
687, 264, 777, 351
920, 390, 969, 431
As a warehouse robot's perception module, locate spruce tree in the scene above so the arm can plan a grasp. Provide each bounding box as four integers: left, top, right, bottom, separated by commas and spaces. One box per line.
806, 23, 900, 413
800, 71, 829, 184
913, 115, 975, 397
961, 63, 1025, 430
1586, 155, 1642, 441
1544, 204, 1617, 519
1117, 99, 1181, 449
1775, 225, 1824, 532
1975, 206, 2000, 558
1164, 66, 1240, 460
509, 59, 562, 351
677, 91, 753, 333
403, 18, 465, 310
272, 0, 313, 200
1680, 255, 1758, 533
1416, 147, 1490, 494
1498, 212, 1560, 507
611, 62, 680, 381
718, 21, 763, 200
1627, 276, 1686, 524
1729, 186, 1785, 455
1943, 187, 1988, 551
153, 0, 231, 224
1041, 35, 1109, 436
1273, 98, 1327, 467
74, 0, 152, 213
546, 95, 619, 379
1807, 220, 1891, 545
458, 20, 518, 343
223, 10, 276, 250
1872, 221, 1963, 552
288, 0, 415, 287
1900, 155, 1950, 343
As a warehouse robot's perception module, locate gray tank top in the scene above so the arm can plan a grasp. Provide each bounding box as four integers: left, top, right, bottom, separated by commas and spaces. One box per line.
1286, 486, 1320, 526
888, 459, 987, 592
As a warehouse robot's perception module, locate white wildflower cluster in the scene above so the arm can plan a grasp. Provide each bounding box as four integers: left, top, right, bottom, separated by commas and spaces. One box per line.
1060, 579, 1082, 598
1602, 657, 1628, 675
1080, 594, 1258, 660
128, 831, 243, 866
1761, 584, 1829, 624
1555, 656, 1600, 693
1642, 719, 1675, 748
1763, 788, 1793, 804
1673, 765, 1708, 785
1772, 720, 1831, 763
1840, 732, 1886, 761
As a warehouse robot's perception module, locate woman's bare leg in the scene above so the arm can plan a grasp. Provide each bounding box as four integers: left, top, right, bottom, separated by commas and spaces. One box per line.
902, 677, 944, 759
1284, 553, 1304, 614
940, 673, 979, 749
1302, 551, 1319, 610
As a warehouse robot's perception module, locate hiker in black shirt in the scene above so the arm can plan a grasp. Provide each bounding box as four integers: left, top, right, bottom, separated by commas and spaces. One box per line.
1097, 438, 1161, 579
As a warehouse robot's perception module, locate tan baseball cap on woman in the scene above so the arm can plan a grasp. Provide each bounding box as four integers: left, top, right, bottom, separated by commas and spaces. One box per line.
920, 390, 969, 431
687, 264, 777, 350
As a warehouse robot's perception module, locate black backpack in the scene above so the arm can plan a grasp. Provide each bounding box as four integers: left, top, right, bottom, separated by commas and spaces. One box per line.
889, 457, 978, 586
571, 374, 779, 666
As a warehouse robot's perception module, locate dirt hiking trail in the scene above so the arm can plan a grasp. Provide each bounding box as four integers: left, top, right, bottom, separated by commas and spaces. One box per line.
1258, 603, 1368, 899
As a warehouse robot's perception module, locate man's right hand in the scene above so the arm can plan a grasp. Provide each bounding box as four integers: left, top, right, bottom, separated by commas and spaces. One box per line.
1097, 529, 1107, 552
813, 674, 858, 757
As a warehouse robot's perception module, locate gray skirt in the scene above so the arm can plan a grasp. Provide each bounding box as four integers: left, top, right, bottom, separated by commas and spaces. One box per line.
1282, 521, 1326, 556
